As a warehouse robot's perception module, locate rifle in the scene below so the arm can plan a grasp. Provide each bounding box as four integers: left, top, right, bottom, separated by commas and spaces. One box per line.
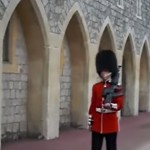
102, 66, 123, 103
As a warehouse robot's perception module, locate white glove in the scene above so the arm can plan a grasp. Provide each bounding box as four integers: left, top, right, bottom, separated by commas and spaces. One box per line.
88, 115, 93, 127
103, 103, 112, 109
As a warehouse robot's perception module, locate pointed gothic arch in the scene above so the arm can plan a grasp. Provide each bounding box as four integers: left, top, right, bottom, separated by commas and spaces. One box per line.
0, 0, 52, 140
122, 32, 136, 116
98, 17, 117, 52
139, 38, 150, 112
60, 3, 89, 129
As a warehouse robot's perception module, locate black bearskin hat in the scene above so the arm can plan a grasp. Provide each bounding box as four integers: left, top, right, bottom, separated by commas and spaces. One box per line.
96, 50, 118, 78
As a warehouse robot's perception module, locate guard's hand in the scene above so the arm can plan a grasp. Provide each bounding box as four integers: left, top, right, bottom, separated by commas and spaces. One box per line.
103, 103, 112, 109
88, 115, 93, 130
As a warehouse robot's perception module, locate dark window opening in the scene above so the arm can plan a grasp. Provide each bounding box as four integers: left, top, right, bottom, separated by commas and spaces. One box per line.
3, 23, 10, 62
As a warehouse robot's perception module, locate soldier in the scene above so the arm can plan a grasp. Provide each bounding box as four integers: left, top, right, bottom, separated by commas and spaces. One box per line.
88, 50, 124, 150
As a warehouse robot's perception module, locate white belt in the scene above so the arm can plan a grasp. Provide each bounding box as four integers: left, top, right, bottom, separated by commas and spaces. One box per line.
96, 108, 116, 113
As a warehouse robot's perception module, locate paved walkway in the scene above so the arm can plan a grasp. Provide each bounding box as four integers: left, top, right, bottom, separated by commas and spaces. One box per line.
2, 112, 150, 150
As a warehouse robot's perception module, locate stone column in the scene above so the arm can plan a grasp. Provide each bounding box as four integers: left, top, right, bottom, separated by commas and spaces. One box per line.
133, 55, 140, 116
0, 34, 3, 149
87, 43, 99, 126
42, 33, 62, 139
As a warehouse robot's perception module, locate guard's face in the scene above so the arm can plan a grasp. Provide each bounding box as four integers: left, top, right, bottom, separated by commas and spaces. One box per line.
100, 71, 111, 81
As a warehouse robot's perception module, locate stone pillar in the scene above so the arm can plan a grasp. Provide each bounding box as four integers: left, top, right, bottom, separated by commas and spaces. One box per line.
0, 36, 3, 149
42, 33, 62, 139
87, 43, 99, 126
116, 50, 123, 119
133, 55, 140, 115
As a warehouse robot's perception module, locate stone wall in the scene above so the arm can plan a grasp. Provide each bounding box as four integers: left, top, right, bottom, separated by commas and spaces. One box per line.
60, 37, 71, 128
2, 15, 28, 139
0, 0, 11, 19
0, 0, 150, 140
41, 0, 150, 54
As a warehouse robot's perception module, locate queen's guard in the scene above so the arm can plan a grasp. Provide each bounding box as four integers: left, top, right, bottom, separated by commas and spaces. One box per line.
88, 50, 124, 150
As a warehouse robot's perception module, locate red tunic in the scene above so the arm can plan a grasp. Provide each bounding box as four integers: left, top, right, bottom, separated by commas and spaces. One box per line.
89, 82, 124, 134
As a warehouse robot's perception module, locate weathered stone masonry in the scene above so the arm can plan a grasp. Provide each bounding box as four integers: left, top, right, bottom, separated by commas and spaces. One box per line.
41, 0, 150, 53
0, 0, 150, 142
2, 14, 28, 137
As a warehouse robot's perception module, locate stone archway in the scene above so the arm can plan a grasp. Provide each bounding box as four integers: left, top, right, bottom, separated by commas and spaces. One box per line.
122, 37, 135, 116
16, 0, 45, 136
98, 25, 116, 84
60, 12, 88, 129
1, 0, 50, 140
139, 43, 150, 112
99, 25, 115, 51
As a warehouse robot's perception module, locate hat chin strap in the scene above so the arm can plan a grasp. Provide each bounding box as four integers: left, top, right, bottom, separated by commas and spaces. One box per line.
103, 72, 112, 82
104, 72, 112, 78
105, 77, 112, 82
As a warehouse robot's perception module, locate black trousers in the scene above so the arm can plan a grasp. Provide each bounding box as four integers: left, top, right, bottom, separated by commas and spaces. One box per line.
92, 131, 117, 150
